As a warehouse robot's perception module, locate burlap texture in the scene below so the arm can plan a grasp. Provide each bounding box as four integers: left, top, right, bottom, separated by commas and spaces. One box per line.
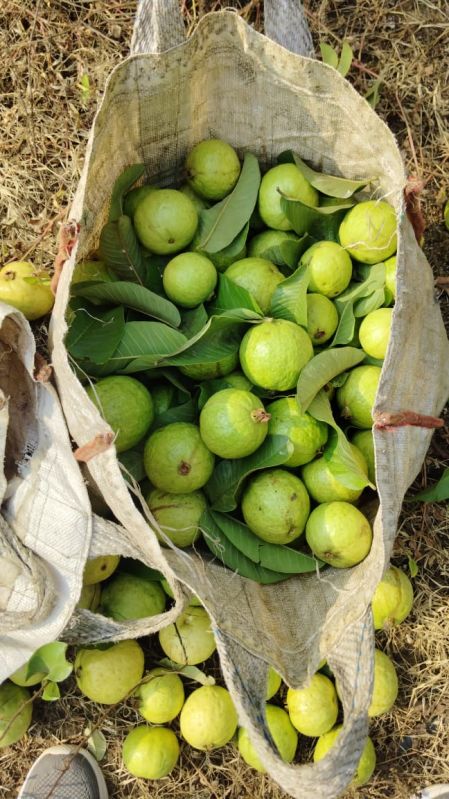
48, 9, 449, 798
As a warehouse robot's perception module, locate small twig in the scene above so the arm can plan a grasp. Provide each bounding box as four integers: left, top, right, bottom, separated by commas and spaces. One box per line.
18, 210, 66, 264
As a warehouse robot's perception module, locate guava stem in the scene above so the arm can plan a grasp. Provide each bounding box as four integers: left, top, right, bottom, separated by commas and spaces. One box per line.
178, 460, 191, 475
250, 409, 271, 424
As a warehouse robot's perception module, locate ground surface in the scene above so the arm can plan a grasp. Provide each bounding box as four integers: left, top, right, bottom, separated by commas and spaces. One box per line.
0, 1, 448, 798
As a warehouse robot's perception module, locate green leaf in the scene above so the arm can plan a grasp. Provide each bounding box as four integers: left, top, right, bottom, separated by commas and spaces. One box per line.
270, 264, 309, 326
180, 305, 209, 338
297, 347, 365, 413
66, 305, 125, 365
151, 399, 197, 430
42, 681, 61, 702
320, 42, 339, 68
330, 263, 387, 345
410, 468, 449, 503
196, 153, 261, 253
408, 557, 419, 578
211, 511, 321, 574
205, 435, 294, 512
337, 42, 353, 77
354, 287, 385, 317
280, 194, 354, 239
365, 77, 383, 109
71, 281, 181, 327
98, 215, 147, 283
309, 391, 373, 490
255, 233, 314, 271
165, 315, 247, 369
278, 151, 370, 199
196, 223, 249, 264
110, 321, 188, 371
200, 510, 289, 584
85, 728, 108, 761
156, 659, 216, 686
209, 274, 263, 315
109, 164, 145, 222
330, 302, 357, 347
119, 447, 145, 483
36, 642, 73, 683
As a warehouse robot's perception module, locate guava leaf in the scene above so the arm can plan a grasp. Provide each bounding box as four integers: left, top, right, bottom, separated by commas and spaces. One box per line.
409, 468, 449, 503
319, 42, 339, 69
66, 304, 125, 365
270, 264, 309, 326
196, 223, 249, 263
297, 347, 365, 413
280, 193, 353, 240
150, 399, 197, 430
164, 313, 252, 369
142, 367, 191, 397
119, 447, 146, 483
108, 321, 188, 372
71, 281, 181, 328
25, 643, 72, 686
210, 511, 321, 574
308, 390, 374, 490
255, 233, 314, 271
330, 263, 387, 346
408, 557, 419, 578
180, 305, 209, 338
156, 659, 216, 686
144, 254, 169, 294
108, 164, 145, 222
278, 150, 371, 199
209, 274, 263, 316
42, 681, 61, 702
200, 510, 289, 584
205, 435, 294, 512
85, 728, 108, 761
331, 302, 357, 347
98, 215, 147, 283
354, 287, 386, 317
196, 153, 261, 253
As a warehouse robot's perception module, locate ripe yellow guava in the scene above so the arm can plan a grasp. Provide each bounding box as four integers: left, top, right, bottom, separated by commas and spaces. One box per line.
83, 555, 120, 585
180, 685, 238, 750
75, 640, 144, 704
122, 725, 179, 779
158, 607, 216, 665
186, 139, 241, 200
248, 230, 301, 261
359, 307, 393, 360
136, 670, 185, 724
306, 293, 339, 344
286, 673, 338, 737
199, 388, 270, 459
339, 200, 397, 264
0, 261, 54, 320
238, 704, 298, 772
266, 667, 282, 700
313, 725, 376, 787
351, 429, 376, 485
305, 501, 372, 568
384, 255, 397, 303
368, 649, 398, 717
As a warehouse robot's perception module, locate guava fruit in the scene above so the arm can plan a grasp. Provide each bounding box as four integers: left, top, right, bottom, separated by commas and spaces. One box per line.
149, 382, 176, 417
248, 230, 301, 262
313, 725, 376, 787
0, 261, 54, 320
241, 468, 310, 545
100, 572, 166, 621
239, 319, 314, 391
224, 257, 284, 314
179, 182, 210, 213
266, 667, 282, 700
306, 294, 339, 344
76, 582, 101, 611
300, 241, 352, 298
301, 443, 368, 504
369, 649, 398, 717
258, 163, 319, 230
123, 184, 157, 218
339, 200, 397, 264
86, 376, 154, 453
371, 565, 413, 629
238, 704, 298, 772
359, 307, 393, 360
384, 255, 397, 303
199, 388, 270, 459
71, 260, 113, 285
136, 670, 185, 723
267, 397, 328, 467
225, 371, 253, 391
161, 578, 203, 606
163, 252, 217, 308
0, 683, 32, 747
180, 685, 238, 750
336, 365, 382, 429
83, 555, 120, 585
186, 139, 241, 200
146, 488, 206, 547
143, 422, 215, 493
75, 640, 144, 704
351, 430, 376, 485
122, 726, 179, 779
305, 501, 372, 568
286, 673, 338, 737
158, 607, 216, 665
179, 350, 239, 381
134, 188, 198, 254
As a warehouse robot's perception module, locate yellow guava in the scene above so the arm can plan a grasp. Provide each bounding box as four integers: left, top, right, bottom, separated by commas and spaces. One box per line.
301, 443, 368, 504
0, 261, 54, 320
179, 350, 239, 381
122, 726, 179, 779
143, 422, 215, 493
158, 607, 216, 665
76, 582, 102, 611
75, 640, 144, 704
134, 188, 198, 254
286, 673, 338, 737
180, 685, 238, 750
384, 255, 397, 303
266, 667, 282, 700
83, 555, 120, 586
339, 200, 397, 264
313, 725, 376, 787
359, 307, 393, 360
306, 293, 339, 344
136, 670, 185, 724
351, 429, 376, 485
300, 241, 353, 297
267, 397, 328, 467
147, 488, 206, 548
238, 704, 298, 772
368, 649, 399, 717
336, 365, 382, 429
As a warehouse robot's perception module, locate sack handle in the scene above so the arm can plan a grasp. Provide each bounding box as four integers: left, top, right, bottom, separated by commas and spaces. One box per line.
131, 0, 314, 57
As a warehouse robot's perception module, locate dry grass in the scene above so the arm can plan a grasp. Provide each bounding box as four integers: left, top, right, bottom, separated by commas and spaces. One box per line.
0, 1, 448, 798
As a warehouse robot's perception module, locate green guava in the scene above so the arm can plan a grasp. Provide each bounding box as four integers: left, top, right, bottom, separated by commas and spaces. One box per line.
224, 257, 284, 314
351, 430, 376, 485
336, 365, 382, 429
122, 726, 179, 779
267, 397, 328, 467
100, 573, 166, 621
301, 443, 368, 504
0, 261, 54, 320
149, 382, 176, 417
83, 555, 120, 585
71, 260, 114, 285
163, 252, 217, 308
241, 468, 310, 545
179, 182, 210, 213
306, 293, 339, 344
305, 501, 372, 568
371, 565, 413, 629
369, 649, 398, 717
86, 376, 154, 453
158, 607, 216, 665
248, 230, 301, 262
359, 307, 393, 360
134, 189, 198, 254
186, 139, 241, 200
199, 388, 270, 459
136, 670, 185, 724
258, 163, 319, 230
225, 371, 253, 391
76, 582, 102, 611
75, 640, 144, 704
286, 673, 338, 737
384, 255, 397, 303
313, 725, 376, 787
300, 241, 353, 298
0, 683, 32, 747
180, 685, 238, 750
339, 200, 397, 264
146, 488, 206, 547
238, 704, 298, 772
179, 350, 239, 381
143, 422, 215, 493
266, 667, 282, 700
123, 184, 157, 218
239, 319, 314, 391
